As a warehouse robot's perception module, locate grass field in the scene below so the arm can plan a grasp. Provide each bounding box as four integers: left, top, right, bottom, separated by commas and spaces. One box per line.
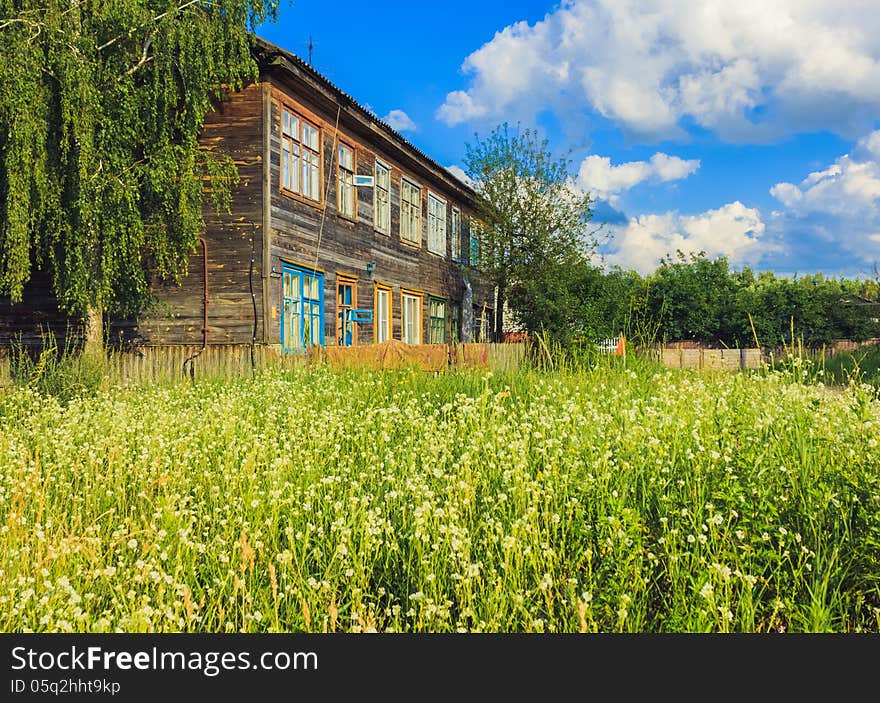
1, 358, 879, 632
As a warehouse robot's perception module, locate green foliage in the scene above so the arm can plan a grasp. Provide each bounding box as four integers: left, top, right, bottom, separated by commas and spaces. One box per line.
645, 251, 737, 343
463, 122, 593, 340
0, 0, 279, 317
509, 258, 642, 347
584, 253, 880, 349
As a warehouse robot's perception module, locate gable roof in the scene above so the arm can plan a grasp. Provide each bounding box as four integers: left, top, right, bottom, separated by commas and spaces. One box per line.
252, 35, 476, 204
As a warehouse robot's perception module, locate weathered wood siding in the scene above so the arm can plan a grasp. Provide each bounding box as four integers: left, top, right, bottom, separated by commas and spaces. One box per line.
264, 76, 493, 349
115, 83, 266, 346
0, 269, 83, 349
1, 51, 495, 353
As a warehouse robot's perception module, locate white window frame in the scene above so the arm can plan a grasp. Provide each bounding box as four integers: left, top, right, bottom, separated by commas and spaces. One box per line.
401, 291, 422, 344
400, 177, 422, 246
337, 142, 356, 219
374, 159, 391, 234
427, 192, 447, 256
451, 207, 461, 261
281, 106, 321, 202
375, 285, 391, 343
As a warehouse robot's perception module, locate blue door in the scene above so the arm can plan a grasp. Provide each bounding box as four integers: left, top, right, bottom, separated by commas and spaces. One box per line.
281, 263, 324, 353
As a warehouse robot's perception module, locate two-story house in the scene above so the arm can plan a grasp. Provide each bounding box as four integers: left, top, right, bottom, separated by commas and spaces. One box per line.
1, 36, 495, 355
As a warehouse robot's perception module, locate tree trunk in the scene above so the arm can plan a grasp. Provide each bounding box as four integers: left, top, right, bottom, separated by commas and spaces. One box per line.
84, 304, 104, 356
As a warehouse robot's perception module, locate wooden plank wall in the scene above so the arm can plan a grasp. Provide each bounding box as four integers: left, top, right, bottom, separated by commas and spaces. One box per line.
265, 80, 494, 349
113, 84, 267, 347
0, 270, 83, 349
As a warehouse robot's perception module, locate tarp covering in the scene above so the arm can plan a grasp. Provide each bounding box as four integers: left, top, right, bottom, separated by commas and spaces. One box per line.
306, 340, 491, 371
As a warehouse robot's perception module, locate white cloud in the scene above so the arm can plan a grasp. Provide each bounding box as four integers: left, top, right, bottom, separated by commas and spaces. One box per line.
603, 201, 770, 273
437, 0, 880, 141
771, 131, 880, 216
436, 91, 488, 125
382, 109, 417, 132
577, 152, 700, 203
768, 130, 880, 268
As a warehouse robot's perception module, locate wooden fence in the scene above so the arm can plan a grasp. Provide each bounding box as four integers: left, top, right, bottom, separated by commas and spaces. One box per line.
655, 346, 763, 370
0, 341, 527, 387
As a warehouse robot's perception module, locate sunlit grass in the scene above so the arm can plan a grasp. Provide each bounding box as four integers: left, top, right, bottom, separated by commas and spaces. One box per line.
1, 360, 878, 632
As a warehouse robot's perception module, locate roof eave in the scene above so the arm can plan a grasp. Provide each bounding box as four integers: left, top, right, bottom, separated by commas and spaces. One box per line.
252, 35, 477, 206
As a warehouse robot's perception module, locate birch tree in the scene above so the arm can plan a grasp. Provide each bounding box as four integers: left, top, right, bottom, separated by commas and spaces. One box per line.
463, 123, 593, 341
0, 0, 278, 350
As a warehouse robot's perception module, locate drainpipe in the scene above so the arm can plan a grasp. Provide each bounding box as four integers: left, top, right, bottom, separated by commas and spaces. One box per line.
249, 222, 258, 373
183, 237, 208, 379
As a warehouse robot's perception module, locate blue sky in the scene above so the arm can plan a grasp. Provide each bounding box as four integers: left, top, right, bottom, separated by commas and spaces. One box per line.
257, 0, 880, 279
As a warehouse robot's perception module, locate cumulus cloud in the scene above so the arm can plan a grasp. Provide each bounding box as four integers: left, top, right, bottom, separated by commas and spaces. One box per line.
577, 152, 700, 203
437, 0, 880, 141
382, 109, 417, 132
768, 129, 880, 268
603, 201, 770, 273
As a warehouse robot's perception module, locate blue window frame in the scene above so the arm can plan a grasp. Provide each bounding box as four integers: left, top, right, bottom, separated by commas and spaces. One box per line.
281, 263, 324, 353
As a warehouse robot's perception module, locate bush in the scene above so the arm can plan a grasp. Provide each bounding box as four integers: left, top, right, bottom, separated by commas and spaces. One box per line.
10, 331, 106, 403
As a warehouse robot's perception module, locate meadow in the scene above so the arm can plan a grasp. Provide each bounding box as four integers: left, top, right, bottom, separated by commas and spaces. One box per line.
1, 357, 878, 633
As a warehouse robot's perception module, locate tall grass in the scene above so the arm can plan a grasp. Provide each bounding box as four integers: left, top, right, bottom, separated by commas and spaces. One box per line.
0, 362, 878, 632
9, 331, 107, 404
823, 345, 880, 388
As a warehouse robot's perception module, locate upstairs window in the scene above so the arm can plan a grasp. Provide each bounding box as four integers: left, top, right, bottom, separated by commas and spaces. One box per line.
281, 107, 321, 202
400, 178, 422, 246
469, 220, 481, 267
427, 193, 447, 256
374, 160, 391, 234
338, 143, 356, 219
451, 207, 461, 261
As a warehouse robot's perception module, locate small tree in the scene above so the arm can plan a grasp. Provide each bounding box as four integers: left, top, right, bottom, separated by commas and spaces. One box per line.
463, 123, 593, 341
0, 0, 279, 351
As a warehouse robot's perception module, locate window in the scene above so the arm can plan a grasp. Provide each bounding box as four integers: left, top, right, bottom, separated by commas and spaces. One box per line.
427, 193, 447, 256
336, 276, 357, 346
450, 302, 461, 343
400, 178, 421, 245
401, 291, 422, 344
338, 143, 356, 219
469, 220, 481, 266
374, 160, 391, 234
429, 297, 447, 344
281, 107, 321, 202
451, 208, 461, 261
375, 284, 391, 343
281, 263, 324, 352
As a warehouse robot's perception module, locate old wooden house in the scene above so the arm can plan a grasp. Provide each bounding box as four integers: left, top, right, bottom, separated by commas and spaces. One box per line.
1, 36, 494, 356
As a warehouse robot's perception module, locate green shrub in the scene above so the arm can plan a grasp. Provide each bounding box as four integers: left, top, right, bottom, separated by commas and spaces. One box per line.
9, 331, 106, 403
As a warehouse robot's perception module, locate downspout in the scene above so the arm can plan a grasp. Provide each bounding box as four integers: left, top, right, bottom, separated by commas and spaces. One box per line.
249, 222, 258, 373
183, 237, 208, 379
261, 80, 273, 344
